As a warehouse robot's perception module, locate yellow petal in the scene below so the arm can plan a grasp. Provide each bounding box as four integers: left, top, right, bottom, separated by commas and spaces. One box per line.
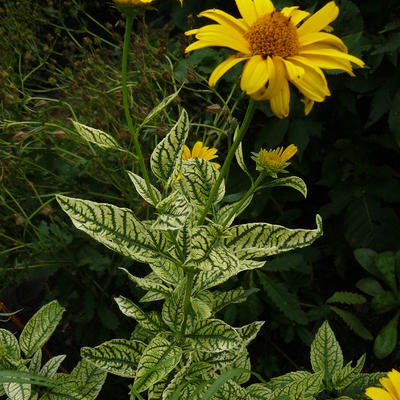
282, 58, 304, 82
182, 145, 191, 160
198, 9, 248, 33
300, 47, 365, 67
299, 32, 347, 52
303, 97, 315, 115
299, 53, 355, 75
282, 144, 298, 161
212, 162, 221, 169
241, 56, 269, 95
366, 387, 395, 400
209, 55, 247, 87
253, 0, 274, 17
387, 370, 400, 399
235, 0, 257, 26
265, 56, 285, 99
297, 1, 339, 36
269, 76, 290, 118
191, 141, 204, 158
290, 9, 311, 26
380, 378, 398, 400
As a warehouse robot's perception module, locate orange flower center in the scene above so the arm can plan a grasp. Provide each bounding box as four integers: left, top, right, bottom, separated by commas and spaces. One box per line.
245, 12, 299, 58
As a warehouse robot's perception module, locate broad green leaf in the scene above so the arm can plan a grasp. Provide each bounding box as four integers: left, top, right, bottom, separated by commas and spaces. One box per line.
72, 120, 121, 150
162, 283, 186, 332
81, 339, 145, 377
265, 176, 307, 198
40, 355, 66, 378
213, 288, 259, 314
246, 384, 272, 399
310, 321, 343, 381
376, 251, 397, 292
19, 300, 65, 358
185, 319, 242, 353
326, 291, 366, 305
57, 195, 168, 263
140, 89, 181, 128
329, 307, 373, 340
342, 373, 385, 398
332, 354, 366, 391
29, 350, 42, 374
140, 291, 166, 303
134, 334, 182, 393
374, 312, 399, 359
235, 321, 265, 346
121, 269, 171, 297
153, 191, 190, 231
353, 248, 380, 278
371, 291, 398, 313
126, 171, 162, 207
150, 258, 184, 286
0, 329, 21, 368
356, 277, 384, 296
151, 108, 189, 185
115, 296, 164, 332
224, 215, 323, 259
177, 158, 225, 208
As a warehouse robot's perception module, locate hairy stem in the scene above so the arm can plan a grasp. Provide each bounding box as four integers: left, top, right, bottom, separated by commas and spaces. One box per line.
198, 99, 256, 224
122, 15, 157, 205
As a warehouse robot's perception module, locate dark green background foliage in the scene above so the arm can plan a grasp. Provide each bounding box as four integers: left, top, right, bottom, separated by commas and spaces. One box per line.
1, 0, 399, 397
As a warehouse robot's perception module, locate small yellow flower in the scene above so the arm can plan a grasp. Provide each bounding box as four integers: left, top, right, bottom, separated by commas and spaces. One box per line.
253, 144, 297, 176
185, 0, 364, 118
366, 369, 400, 400
183, 141, 220, 169
113, 0, 152, 5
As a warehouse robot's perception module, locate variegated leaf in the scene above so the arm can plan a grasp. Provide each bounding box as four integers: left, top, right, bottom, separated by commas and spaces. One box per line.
40, 355, 66, 378
235, 321, 265, 346
140, 291, 166, 303
120, 269, 171, 297
265, 176, 307, 198
130, 325, 157, 345
140, 89, 181, 128
332, 354, 366, 391
57, 195, 168, 263
176, 219, 192, 262
149, 258, 184, 286
224, 214, 323, 259
213, 288, 259, 313
153, 191, 189, 231
341, 372, 384, 398
115, 296, 164, 332
72, 120, 121, 151
193, 260, 265, 292
185, 319, 242, 353
162, 283, 186, 332
177, 158, 225, 208
29, 350, 42, 374
215, 195, 254, 228
3, 379, 31, 400
19, 300, 65, 358
0, 329, 21, 368
221, 347, 251, 385
246, 384, 272, 399
162, 359, 193, 400
81, 339, 145, 378
133, 334, 182, 393
311, 321, 343, 381
192, 350, 236, 370
151, 108, 189, 185
268, 370, 313, 389
148, 376, 169, 400
191, 297, 212, 321
126, 171, 162, 207
211, 378, 250, 400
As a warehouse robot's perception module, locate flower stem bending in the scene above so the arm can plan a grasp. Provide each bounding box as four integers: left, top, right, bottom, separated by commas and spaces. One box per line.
122, 15, 157, 205
198, 99, 257, 225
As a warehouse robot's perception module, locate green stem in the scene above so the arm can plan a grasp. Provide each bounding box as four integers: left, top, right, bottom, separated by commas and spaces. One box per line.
221, 173, 265, 229
180, 270, 196, 336
198, 99, 256, 224
122, 15, 157, 205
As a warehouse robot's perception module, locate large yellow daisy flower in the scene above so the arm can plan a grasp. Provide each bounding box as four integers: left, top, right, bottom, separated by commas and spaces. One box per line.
366, 369, 400, 400
183, 141, 221, 169
185, 0, 364, 118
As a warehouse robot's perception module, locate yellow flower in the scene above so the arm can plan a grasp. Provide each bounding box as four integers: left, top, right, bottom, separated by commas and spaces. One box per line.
185, 0, 364, 118
182, 141, 221, 169
366, 369, 400, 400
113, 0, 152, 5
253, 144, 297, 176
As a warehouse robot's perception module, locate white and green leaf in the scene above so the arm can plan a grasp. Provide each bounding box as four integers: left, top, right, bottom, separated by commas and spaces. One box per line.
133, 334, 182, 393
28, 350, 42, 374
151, 108, 189, 185
120, 269, 171, 297
215, 195, 254, 228
235, 321, 265, 346
162, 283, 186, 332
224, 214, 323, 259
265, 176, 307, 198
81, 339, 145, 378
126, 171, 162, 207
57, 196, 168, 263
149, 258, 184, 286
246, 384, 272, 399
19, 300, 65, 358
0, 329, 21, 368
40, 355, 66, 378
213, 288, 259, 314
